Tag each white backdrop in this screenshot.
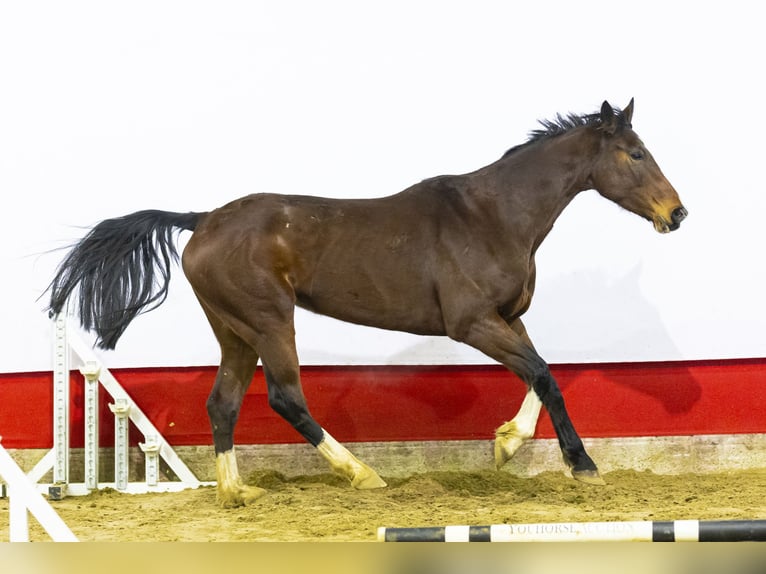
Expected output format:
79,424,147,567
1,1,764,373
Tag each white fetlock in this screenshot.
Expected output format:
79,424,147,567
215,449,267,508
494,389,542,469
316,429,387,489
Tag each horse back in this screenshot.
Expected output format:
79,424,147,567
183,182,532,335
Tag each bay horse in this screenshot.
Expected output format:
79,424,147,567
46,99,687,507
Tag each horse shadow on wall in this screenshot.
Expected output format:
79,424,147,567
522,263,702,414
377,263,702,421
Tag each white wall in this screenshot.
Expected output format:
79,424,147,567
1,1,764,372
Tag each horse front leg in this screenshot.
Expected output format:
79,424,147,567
494,387,542,469
494,319,542,468
461,313,604,485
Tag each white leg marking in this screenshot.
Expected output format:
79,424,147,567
316,429,387,489
215,449,267,508
494,388,543,469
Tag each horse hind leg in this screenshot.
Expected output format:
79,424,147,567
203,320,268,507
259,331,386,490
209,370,269,507
214,451,267,509
316,429,387,489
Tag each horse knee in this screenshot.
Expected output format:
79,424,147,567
526,364,550,394
529,367,563,409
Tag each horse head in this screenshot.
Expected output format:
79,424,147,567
589,99,687,233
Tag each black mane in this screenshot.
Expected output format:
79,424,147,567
502,106,628,158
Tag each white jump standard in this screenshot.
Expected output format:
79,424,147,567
0,437,78,542
378,519,766,542
36,315,210,497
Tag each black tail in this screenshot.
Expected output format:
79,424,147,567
46,209,204,350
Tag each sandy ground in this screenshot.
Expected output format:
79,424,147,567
3,468,766,542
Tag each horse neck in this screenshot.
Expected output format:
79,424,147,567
478,128,600,248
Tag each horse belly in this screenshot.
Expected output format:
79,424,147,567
294,266,445,336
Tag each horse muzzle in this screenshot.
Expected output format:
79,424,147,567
654,206,688,233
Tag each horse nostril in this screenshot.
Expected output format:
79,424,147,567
671,207,688,224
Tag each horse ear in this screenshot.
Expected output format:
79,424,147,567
600,100,617,135
623,98,634,126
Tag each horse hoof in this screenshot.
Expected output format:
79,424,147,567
572,468,606,486
494,435,523,470
217,485,268,508
352,469,387,490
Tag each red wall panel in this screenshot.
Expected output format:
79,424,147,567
0,359,764,449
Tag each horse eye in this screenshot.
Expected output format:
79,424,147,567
630,150,645,161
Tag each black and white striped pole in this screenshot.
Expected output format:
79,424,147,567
378,520,766,542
